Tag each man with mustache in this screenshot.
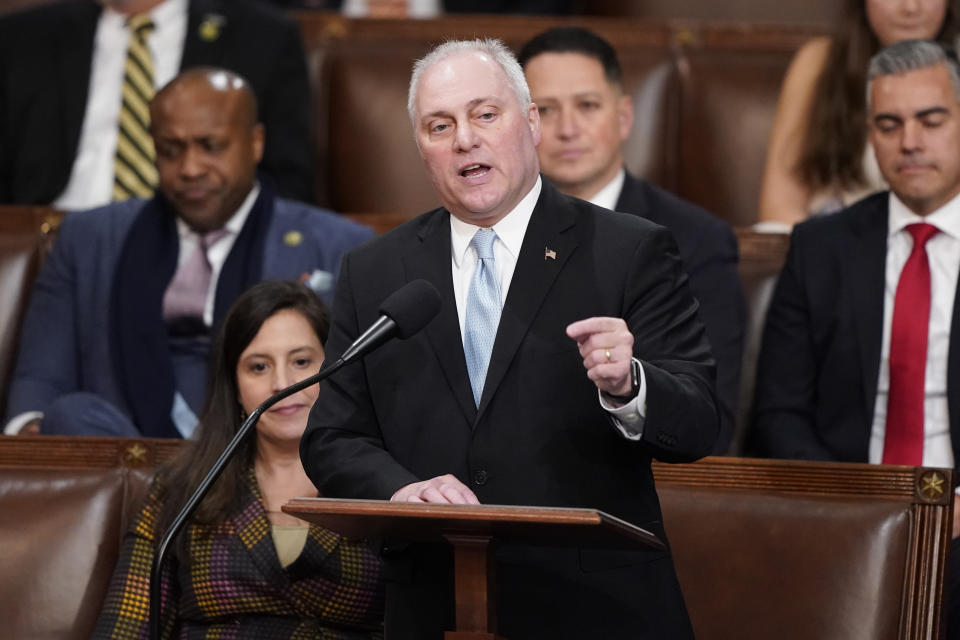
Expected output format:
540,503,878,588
754,39,960,633
4,68,371,438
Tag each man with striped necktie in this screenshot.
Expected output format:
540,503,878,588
0,0,314,206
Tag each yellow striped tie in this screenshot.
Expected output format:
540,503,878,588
113,15,158,201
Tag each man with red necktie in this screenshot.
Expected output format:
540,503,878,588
754,39,960,634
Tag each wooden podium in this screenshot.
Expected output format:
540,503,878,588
283,498,664,640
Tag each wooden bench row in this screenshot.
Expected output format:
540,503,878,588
0,434,949,639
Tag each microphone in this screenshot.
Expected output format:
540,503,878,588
340,278,441,363
149,279,441,639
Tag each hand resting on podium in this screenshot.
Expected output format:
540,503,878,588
391,473,481,504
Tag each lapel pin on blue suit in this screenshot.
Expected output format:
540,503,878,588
283,230,303,247
544,247,557,260
198,14,225,42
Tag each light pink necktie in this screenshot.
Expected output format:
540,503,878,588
162,230,228,321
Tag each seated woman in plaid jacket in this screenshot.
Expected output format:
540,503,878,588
95,280,384,639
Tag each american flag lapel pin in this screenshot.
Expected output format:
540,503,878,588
544,247,557,260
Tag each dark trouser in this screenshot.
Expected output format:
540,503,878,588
947,538,960,639
41,392,139,436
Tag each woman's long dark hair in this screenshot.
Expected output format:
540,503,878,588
156,279,330,553
798,0,959,190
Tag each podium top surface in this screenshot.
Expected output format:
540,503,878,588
283,497,665,551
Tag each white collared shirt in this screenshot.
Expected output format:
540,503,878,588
172,183,260,327
341,0,441,17
450,178,541,336
586,168,626,212
449,176,646,438
870,191,960,467
583,169,646,436
54,0,187,210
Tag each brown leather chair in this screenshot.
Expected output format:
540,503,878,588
0,206,61,419
674,44,795,227
0,436,178,640
654,456,953,640
730,229,790,454
582,0,842,26
296,14,822,227
0,436,950,639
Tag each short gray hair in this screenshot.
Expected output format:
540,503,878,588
407,38,531,128
867,39,960,109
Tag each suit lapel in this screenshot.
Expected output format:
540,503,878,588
476,182,578,420
615,171,656,222
948,267,960,465
851,199,889,431
232,470,292,591
59,5,100,164
181,0,227,69
403,210,478,425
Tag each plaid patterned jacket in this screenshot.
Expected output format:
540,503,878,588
93,468,384,639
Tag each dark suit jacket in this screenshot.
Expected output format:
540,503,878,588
753,191,960,464
301,180,719,639
5,193,372,426
615,171,745,453
0,0,313,204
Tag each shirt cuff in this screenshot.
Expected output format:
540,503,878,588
4,411,44,435
598,358,648,440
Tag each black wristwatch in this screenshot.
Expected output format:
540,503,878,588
605,357,641,403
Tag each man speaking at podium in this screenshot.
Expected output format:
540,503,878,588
301,38,719,639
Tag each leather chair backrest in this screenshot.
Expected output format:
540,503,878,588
674,46,794,227
653,457,953,640
619,50,678,190
0,467,127,640
325,40,439,216
730,230,790,454
299,14,820,226
661,487,908,639
582,0,843,25
0,436,176,640
0,207,57,418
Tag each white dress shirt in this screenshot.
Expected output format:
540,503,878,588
586,168,626,212
449,176,647,439
171,183,260,327
54,0,187,210
341,0,441,17
869,191,960,467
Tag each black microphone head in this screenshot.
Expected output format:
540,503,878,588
379,279,442,339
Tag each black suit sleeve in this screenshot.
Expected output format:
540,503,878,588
245,14,313,202
300,252,420,500
185,1,315,202
678,223,744,454
752,225,836,460
627,225,721,463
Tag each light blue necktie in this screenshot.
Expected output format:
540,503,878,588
464,228,502,406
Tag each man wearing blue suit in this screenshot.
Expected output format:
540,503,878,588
4,68,372,438
519,27,745,453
